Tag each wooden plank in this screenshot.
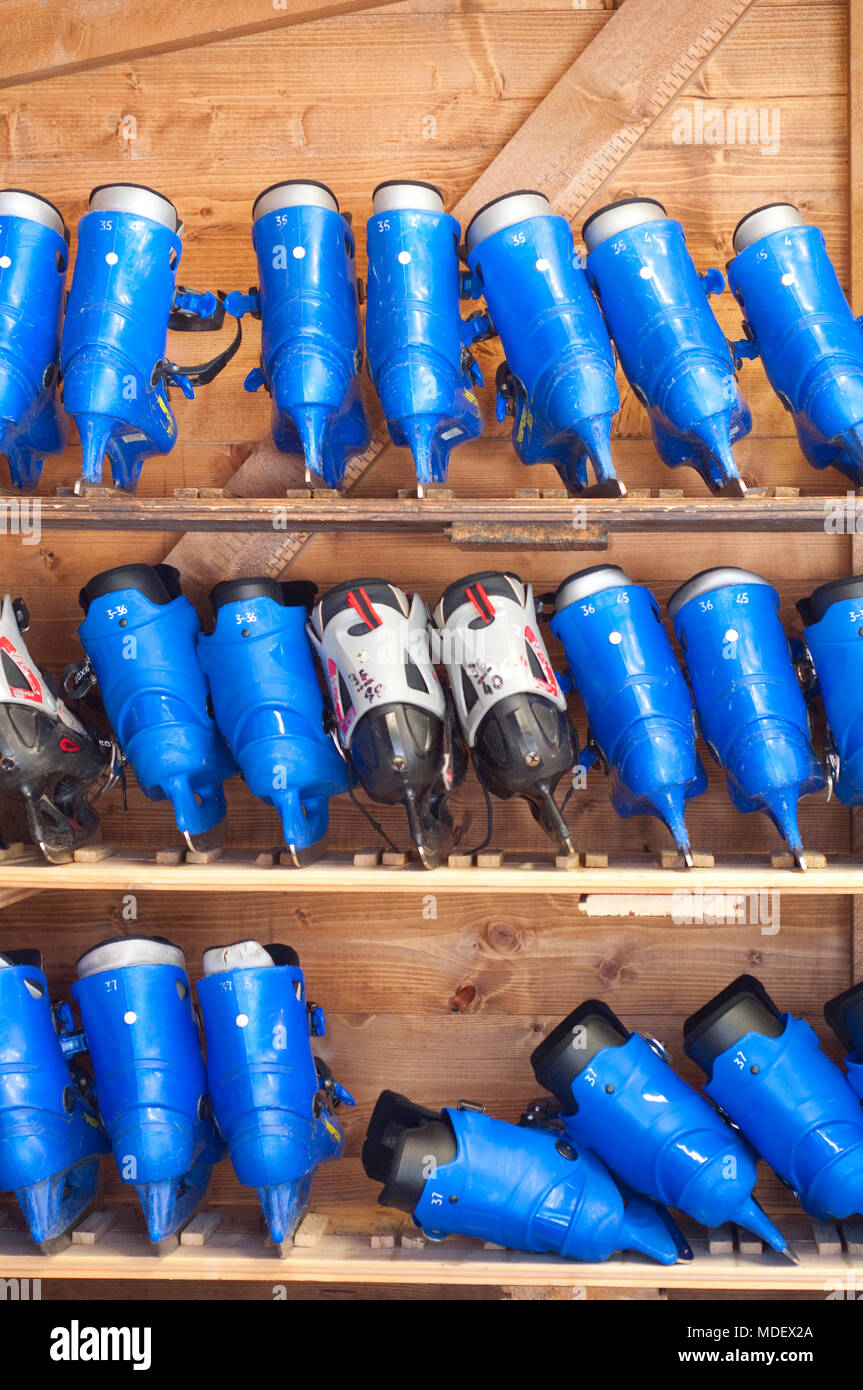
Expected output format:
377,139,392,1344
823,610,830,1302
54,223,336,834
811,1220,843,1257
850,14,863,984
707,1226,734,1256
850,0,863,302
841,1220,863,1257
0,888,847,1022
294,1212,330,1247
0,0,405,90
26,493,863,535
0,888,41,912
180,1212,221,1248
0,849,860,896
0,1216,852,1288
450,0,760,228
71,1210,118,1246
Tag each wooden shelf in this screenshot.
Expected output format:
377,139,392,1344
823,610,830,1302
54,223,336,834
0,847,860,898
0,1215,854,1290
23,492,855,536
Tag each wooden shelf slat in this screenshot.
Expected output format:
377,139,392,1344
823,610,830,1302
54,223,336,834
22,493,860,534
1,849,862,897
0,1218,853,1290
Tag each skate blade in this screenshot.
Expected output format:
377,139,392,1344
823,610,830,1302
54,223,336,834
183,819,228,854
283,834,328,868
37,1182,104,1256
38,841,75,866
149,1195,212,1258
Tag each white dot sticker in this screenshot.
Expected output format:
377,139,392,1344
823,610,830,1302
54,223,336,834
123,1010,137,1025
639,265,654,279
105,251,119,265
398,250,411,265
724,628,739,642
292,246,305,259
236,1013,249,1028
0,256,10,269
781,272,794,286
609,631,623,645
535,258,550,272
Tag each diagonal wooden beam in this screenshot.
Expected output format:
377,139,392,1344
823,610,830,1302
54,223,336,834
165,0,760,597
451,0,759,227
0,0,404,90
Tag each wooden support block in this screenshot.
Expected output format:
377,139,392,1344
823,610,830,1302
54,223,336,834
736,1231,763,1257
450,520,608,551
770,851,827,869
583,852,609,869
293,1211,329,1248
483,1241,506,1251
72,844,114,864
72,1210,117,1246
185,848,223,865
400,1229,426,1251
382,851,410,867
284,487,341,500
180,1212,221,1247
253,849,280,867
0,843,24,862
707,1226,734,1256
515,488,541,499
540,488,568,499
772,486,800,498
476,851,503,869
503,1285,592,1301
746,486,768,499
423,486,455,499
660,850,685,869
628,488,652,498
447,852,474,869
353,848,382,868
841,1220,863,1256
198,488,228,498
370,1229,397,1250
658,488,685,498
265,1232,293,1255
73,480,123,498
155,846,185,865
812,1220,843,1256
173,488,200,499
660,850,715,869
555,853,581,870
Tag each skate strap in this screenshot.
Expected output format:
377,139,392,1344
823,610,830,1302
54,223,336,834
166,291,244,387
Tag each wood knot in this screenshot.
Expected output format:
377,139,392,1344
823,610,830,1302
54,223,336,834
451,982,480,1013
598,957,621,983
485,921,519,953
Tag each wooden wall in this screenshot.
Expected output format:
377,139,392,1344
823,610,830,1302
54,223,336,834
0,0,854,1298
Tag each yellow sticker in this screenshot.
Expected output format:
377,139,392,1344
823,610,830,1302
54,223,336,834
323,1117,341,1141
516,405,533,444
156,392,175,436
